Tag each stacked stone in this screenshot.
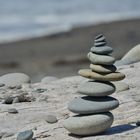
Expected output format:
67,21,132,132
63,34,125,136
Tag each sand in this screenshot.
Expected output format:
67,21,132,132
1,61,140,139
0,18,140,81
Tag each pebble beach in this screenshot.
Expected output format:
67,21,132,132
0,60,140,139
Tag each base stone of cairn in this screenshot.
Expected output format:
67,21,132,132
63,34,125,136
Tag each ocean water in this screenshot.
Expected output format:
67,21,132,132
0,0,140,43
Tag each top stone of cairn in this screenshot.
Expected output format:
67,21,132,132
90,34,113,55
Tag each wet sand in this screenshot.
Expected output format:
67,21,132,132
0,18,140,81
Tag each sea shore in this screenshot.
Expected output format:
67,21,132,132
0,18,140,81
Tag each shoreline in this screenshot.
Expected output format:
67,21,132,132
1,16,140,45
0,18,140,81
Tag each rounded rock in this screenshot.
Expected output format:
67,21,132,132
0,73,30,87
45,114,58,124
78,69,125,81
78,80,115,96
87,52,115,65
90,64,117,74
90,46,113,55
8,108,18,114
68,96,119,114
113,82,129,93
4,96,13,104
17,130,33,140
63,112,114,136
121,44,140,65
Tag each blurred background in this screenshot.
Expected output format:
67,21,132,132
0,0,140,81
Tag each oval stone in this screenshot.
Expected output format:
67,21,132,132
94,41,106,47
78,69,125,81
90,64,117,74
68,96,119,114
17,130,33,140
63,112,114,136
0,73,30,87
87,52,115,65
95,35,106,42
95,34,104,40
90,46,113,55
113,82,129,93
78,81,115,96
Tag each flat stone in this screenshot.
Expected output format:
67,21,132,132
90,46,113,55
8,108,18,114
0,73,30,87
17,130,33,140
94,41,106,47
90,64,117,74
78,69,125,81
95,36,106,43
41,76,58,84
95,34,104,40
78,81,115,96
35,88,47,93
45,114,58,124
113,82,129,93
68,96,119,114
87,52,115,65
63,112,113,136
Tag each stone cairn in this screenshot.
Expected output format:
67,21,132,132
63,34,125,136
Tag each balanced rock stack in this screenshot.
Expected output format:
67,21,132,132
63,34,125,136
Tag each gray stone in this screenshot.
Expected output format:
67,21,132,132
0,83,5,87
18,94,26,102
0,73,30,87
45,114,58,124
90,46,113,55
95,36,105,42
121,44,140,65
8,108,18,114
87,52,115,65
8,85,22,89
113,82,129,93
35,88,47,93
4,96,13,104
115,44,140,66
90,64,116,73
41,76,58,84
68,96,119,114
78,81,115,96
12,97,19,103
17,130,33,140
94,41,106,47
95,34,104,40
63,112,114,136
